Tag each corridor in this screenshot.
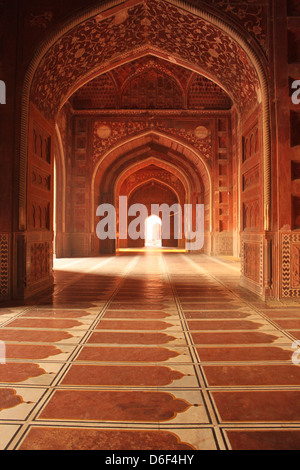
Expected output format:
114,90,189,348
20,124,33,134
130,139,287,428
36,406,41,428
1,253,300,450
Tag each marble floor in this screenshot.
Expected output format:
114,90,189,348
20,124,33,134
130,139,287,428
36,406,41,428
1,252,300,450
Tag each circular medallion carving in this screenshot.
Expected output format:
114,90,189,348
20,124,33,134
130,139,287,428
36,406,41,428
194,126,209,139
96,125,112,139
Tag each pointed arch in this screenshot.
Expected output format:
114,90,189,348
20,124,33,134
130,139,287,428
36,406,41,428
18,0,271,232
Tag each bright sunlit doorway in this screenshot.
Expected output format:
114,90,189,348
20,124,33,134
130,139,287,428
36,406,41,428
145,215,162,248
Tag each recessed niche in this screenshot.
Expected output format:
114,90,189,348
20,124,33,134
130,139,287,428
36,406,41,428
292,196,300,229
219,136,228,148
288,30,300,63
287,0,300,17
219,220,228,232
219,152,228,160
292,161,300,180
76,119,87,133
290,111,300,147
219,192,229,204
219,164,228,176
218,119,227,132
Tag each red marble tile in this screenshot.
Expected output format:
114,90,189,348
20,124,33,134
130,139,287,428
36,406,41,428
19,427,195,450
261,310,300,318
104,310,171,319
118,288,169,293
7,318,83,329
50,302,96,309
274,320,300,329
187,320,263,330
5,344,62,360
39,390,191,422
226,430,300,450
181,304,240,310
94,320,173,331
190,331,279,344
109,303,167,310
185,312,250,319
179,295,232,300
212,391,300,422
23,310,91,318
176,288,223,292
0,363,46,383
196,346,292,362
76,346,180,362
288,331,300,339
0,388,25,411
0,329,73,343
114,295,167,300
62,365,184,386
87,331,176,345
203,365,300,386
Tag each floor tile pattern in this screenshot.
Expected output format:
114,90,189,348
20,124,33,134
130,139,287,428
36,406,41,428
0,253,300,450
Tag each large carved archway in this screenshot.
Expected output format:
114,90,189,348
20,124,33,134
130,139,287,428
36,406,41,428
91,129,211,254
16,0,273,299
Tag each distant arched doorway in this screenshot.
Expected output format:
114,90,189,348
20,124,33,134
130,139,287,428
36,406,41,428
127,180,180,249
145,215,162,248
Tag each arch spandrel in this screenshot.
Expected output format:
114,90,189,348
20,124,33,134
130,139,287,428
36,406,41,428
29,0,262,121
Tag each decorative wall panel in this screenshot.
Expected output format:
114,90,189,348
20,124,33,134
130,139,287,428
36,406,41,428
121,69,183,109
241,114,262,235
241,234,263,294
93,119,213,165
213,117,232,238
243,124,260,162
243,165,260,191
188,75,232,109
281,233,300,297
243,199,260,230
0,234,9,300
28,110,53,233
72,73,117,109
24,105,55,296
29,242,51,284
214,233,233,255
